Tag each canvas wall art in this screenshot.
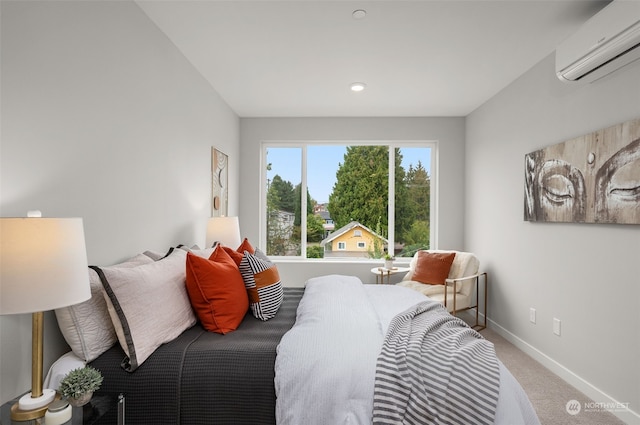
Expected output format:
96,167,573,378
524,117,640,224
212,147,228,217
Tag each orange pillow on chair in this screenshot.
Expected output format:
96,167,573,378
185,248,249,334
412,251,456,285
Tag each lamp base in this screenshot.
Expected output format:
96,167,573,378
11,389,58,421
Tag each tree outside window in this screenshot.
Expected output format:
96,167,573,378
264,143,433,259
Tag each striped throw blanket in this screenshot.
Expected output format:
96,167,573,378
373,301,500,425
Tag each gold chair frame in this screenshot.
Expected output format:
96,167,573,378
443,272,488,331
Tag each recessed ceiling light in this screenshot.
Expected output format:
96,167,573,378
352,9,367,20
350,82,366,92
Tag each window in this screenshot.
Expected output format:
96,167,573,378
263,142,434,260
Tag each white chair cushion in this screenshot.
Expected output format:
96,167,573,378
428,291,472,312
396,280,455,297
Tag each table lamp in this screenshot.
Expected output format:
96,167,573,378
0,215,91,421
206,216,241,248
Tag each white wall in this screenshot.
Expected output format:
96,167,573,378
239,117,465,286
0,1,239,403
466,54,640,423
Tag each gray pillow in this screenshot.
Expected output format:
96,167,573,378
55,254,154,362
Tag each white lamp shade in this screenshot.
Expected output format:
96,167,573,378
206,216,241,248
0,218,91,315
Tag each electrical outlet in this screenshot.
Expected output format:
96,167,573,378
553,318,561,336
529,308,536,324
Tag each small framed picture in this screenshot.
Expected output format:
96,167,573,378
212,147,228,217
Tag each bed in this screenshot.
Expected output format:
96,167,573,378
276,275,540,425
50,246,539,425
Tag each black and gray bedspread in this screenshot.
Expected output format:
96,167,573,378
373,300,501,425
89,287,304,425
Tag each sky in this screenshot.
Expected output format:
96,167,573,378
267,145,431,204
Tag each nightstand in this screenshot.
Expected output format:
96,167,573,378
0,393,124,425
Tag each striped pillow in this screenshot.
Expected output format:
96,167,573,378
239,250,284,321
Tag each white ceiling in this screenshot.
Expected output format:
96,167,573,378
135,0,608,117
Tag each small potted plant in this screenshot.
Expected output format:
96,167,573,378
58,366,103,407
384,253,395,270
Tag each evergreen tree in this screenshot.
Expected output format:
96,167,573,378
269,175,295,212
405,161,430,222
328,146,408,239
393,149,411,245
400,160,430,252
306,213,325,243
266,174,296,255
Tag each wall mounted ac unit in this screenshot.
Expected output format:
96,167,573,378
556,0,640,83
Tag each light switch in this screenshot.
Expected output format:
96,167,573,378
553,318,561,336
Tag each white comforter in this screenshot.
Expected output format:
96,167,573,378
275,275,540,425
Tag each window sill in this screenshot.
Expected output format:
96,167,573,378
270,257,411,267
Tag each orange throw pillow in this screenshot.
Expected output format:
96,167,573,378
185,248,249,334
221,238,255,267
412,251,456,285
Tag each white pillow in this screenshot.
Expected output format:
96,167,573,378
96,249,196,371
178,245,216,258
145,246,214,260
55,254,154,362
142,250,167,261
43,351,86,390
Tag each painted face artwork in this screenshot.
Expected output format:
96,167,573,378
524,117,640,224
527,157,586,222
594,138,640,223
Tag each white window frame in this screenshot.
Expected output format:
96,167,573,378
357,241,366,249
260,140,438,260
337,241,347,250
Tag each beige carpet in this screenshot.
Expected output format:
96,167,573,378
480,327,626,425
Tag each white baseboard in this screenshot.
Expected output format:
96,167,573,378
487,317,640,425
